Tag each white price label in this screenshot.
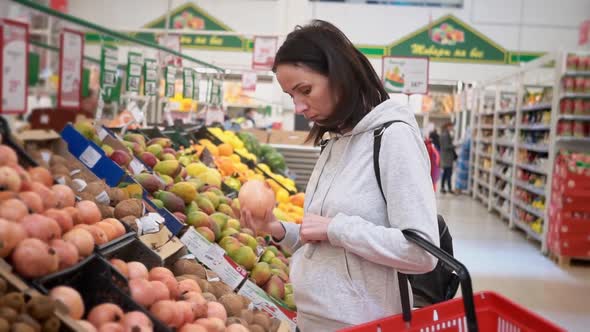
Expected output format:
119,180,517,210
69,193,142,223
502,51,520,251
72,179,87,192
138,215,160,234
205,245,227,264
95,191,110,205
180,254,196,260
41,151,51,164
40,114,50,124
129,159,145,175
142,212,165,225
56,177,66,185
98,128,109,140
70,169,81,176
79,146,102,168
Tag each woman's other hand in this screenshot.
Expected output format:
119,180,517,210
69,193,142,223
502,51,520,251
300,214,332,243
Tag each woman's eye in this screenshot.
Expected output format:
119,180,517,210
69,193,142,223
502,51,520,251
302,88,311,95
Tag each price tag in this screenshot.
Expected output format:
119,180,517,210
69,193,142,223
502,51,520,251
79,146,101,168
180,254,196,260
138,215,160,235
129,159,145,175
70,169,81,176
41,151,51,164
205,245,227,264
40,114,49,124
56,177,66,185
98,127,109,140
95,191,110,205
71,179,87,192
142,212,165,225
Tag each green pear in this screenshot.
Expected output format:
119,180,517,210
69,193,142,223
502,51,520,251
203,191,220,209
260,250,276,264
229,246,257,270
195,195,215,215
210,212,230,230
251,262,271,287
236,233,258,251
225,218,241,231
271,268,289,283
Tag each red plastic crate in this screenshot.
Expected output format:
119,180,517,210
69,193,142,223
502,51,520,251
551,190,590,213
549,237,590,257
339,292,565,332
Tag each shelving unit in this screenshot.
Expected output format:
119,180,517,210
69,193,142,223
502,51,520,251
469,51,590,254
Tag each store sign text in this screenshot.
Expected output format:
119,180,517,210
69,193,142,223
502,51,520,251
410,44,485,59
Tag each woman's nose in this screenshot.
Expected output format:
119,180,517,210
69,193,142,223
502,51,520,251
294,100,308,114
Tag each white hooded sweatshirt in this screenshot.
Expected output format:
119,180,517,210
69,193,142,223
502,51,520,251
276,99,439,331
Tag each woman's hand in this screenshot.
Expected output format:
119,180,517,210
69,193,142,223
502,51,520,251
240,207,285,240
300,214,332,243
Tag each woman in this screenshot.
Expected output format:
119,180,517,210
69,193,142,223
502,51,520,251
439,123,456,194
241,20,438,331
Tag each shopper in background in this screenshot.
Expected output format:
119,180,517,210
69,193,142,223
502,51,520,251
425,137,441,191
429,127,441,152
240,20,438,332
239,108,257,129
440,122,456,194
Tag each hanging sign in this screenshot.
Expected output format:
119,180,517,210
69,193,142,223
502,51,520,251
208,78,223,106
158,34,182,67
164,66,176,98
126,52,142,93
1,19,28,114
143,58,158,96
241,71,257,93
252,36,278,70
382,56,429,95
183,68,194,99
57,28,83,109
100,44,118,102
193,72,200,101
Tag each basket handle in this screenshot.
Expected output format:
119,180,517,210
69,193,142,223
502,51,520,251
399,229,478,332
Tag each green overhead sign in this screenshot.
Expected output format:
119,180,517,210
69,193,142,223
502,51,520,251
85,4,542,65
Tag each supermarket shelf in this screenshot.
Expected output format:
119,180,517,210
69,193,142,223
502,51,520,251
480,124,494,130
496,157,514,165
561,92,590,99
479,138,493,144
521,103,552,112
495,140,514,147
497,108,516,115
493,171,511,183
519,123,551,131
475,190,489,202
516,163,547,175
477,151,492,159
514,179,546,196
556,136,590,144
480,112,495,116
496,125,515,130
492,186,511,200
559,114,590,121
475,178,489,188
563,70,590,76
494,206,511,220
477,167,491,174
513,199,545,219
518,143,549,153
512,218,543,242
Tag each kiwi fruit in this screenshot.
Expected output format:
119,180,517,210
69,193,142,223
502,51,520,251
25,296,55,321
248,324,265,332
97,204,115,219
0,307,17,323
0,317,8,332
201,292,217,302
0,293,25,312
196,279,209,293
226,317,248,327
49,164,70,178
241,295,251,309
208,281,233,299
172,259,207,279
114,199,143,219
15,314,40,332
240,309,254,325
0,278,6,296
252,312,271,331
41,316,60,332
219,294,244,317
10,322,35,332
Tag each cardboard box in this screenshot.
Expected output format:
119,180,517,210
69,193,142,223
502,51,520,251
180,228,248,290
268,130,312,146
242,128,271,144
238,279,297,331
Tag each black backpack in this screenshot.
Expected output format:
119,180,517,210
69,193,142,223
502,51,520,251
372,121,459,307
319,120,459,307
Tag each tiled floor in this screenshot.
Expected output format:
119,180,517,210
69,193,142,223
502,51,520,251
437,194,590,332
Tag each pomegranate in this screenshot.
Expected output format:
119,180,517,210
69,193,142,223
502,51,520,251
63,228,95,257
87,303,125,327
95,221,117,241
0,166,22,192
44,208,74,233
155,275,179,300
109,258,129,278
10,164,33,191
129,278,156,307
0,198,28,221
127,261,149,280
150,280,170,302
178,279,201,294
76,200,102,224
21,213,62,242
195,318,225,332
150,300,178,327
50,239,80,269
28,166,54,187
30,182,59,210
122,311,153,332
63,206,81,225
12,238,59,278
238,180,276,221
148,267,174,281
49,286,85,319
102,218,126,238
206,302,227,322
180,292,207,319
176,301,195,326
52,184,76,208
0,191,16,202
179,324,208,332
0,218,26,257
0,144,18,166
18,191,44,213
98,322,124,332
76,224,108,245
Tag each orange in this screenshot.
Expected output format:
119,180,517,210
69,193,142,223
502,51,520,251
218,143,234,157
289,193,305,208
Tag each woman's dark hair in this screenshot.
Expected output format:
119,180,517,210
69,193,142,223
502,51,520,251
272,20,389,145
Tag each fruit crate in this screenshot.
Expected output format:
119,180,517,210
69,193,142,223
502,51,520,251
34,254,172,332
99,233,163,270
0,116,39,168
237,279,297,331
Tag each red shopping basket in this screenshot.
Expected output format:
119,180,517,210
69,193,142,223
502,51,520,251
340,291,565,332
339,228,565,332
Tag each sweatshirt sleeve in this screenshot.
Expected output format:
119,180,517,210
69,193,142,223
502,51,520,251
326,123,439,274
273,221,303,253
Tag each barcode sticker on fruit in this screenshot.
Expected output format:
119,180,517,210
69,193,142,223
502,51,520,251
95,191,110,205
56,177,66,185
79,146,102,168
70,169,81,176
40,114,49,124
98,127,109,140
129,159,145,175
72,179,87,192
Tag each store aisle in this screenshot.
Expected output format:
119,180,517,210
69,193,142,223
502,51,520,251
437,194,590,332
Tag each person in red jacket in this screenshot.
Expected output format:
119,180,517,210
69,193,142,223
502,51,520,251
425,137,441,191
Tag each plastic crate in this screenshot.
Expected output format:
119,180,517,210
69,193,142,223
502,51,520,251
340,291,565,332
99,233,163,270
34,254,171,332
